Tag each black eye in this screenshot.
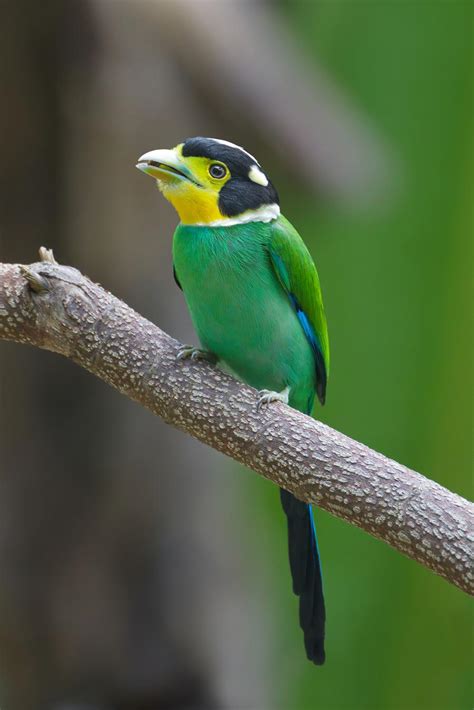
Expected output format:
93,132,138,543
209,163,227,179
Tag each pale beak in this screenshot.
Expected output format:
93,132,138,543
136,148,196,184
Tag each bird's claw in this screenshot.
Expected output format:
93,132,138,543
176,346,216,363
256,387,290,412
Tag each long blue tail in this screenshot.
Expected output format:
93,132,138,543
280,488,326,665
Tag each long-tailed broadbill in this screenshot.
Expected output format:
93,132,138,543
137,137,329,665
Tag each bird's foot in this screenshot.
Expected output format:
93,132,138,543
257,386,290,412
176,345,217,363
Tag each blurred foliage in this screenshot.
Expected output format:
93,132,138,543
239,2,473,709
0,0,472,708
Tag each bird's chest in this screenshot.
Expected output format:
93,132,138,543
173,225,278,333
172,224,303,388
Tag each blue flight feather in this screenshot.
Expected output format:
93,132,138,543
308,504,324,582
290,293,327,406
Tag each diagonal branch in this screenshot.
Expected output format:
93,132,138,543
0,250,472,595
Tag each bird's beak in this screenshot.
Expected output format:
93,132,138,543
136,148,195,184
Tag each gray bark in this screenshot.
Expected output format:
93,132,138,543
1,253,472,597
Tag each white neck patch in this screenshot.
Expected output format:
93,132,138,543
194,203,280,228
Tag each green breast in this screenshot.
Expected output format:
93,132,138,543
172,220,315,412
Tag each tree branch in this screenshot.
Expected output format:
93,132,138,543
1,251,472,595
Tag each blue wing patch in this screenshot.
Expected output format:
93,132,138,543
270,251,291,290
269,248,327,406
290,293,327,406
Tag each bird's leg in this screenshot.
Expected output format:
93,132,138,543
176,345,217,363
257,385,290,412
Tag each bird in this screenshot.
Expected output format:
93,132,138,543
137,137,329,665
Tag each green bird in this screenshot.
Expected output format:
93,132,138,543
137,137,329,665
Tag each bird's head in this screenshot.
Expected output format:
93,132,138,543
137,137,279,226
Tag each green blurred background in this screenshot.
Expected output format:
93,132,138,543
248,2,473,709
0,1,472,709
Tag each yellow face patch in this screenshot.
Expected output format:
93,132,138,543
158,144,232,224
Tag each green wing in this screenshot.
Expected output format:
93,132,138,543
268,215,329,405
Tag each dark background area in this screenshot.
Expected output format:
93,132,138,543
0,1,472,709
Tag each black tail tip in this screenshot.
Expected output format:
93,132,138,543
306,638,326,666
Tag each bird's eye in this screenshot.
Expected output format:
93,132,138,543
209,163,227,179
